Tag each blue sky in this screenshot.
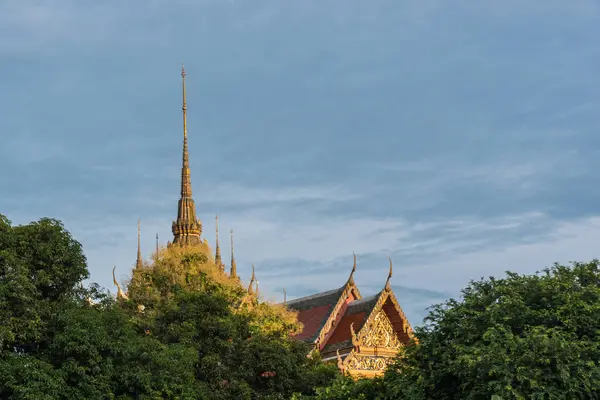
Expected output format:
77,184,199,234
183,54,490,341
1,0,599,325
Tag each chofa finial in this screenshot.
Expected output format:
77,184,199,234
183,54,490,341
248,264,256,294
385,257,393,291
336,349,346,373
112,266,129,300
348,252,357,283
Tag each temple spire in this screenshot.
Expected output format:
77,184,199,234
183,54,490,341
171,65,202,246
181,64,190,198
215,215,223,270
230,229,237,279
135,220,143,269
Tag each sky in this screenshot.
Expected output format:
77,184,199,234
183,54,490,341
1,0,599,325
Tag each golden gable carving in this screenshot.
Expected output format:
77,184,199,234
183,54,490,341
362,310,401,349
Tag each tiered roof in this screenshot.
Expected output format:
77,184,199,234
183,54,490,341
286,257,415,377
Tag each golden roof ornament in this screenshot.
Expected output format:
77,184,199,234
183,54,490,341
248,264,256,294
336,349,346,373
171,65,203,246
345,252,357,285
230,229,237,279
350,322,361,350
385,257,393,292
112,266,129,300
283,288,286,304
215,215,223,270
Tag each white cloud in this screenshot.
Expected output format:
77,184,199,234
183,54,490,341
398,216,600,295
75,179,599,315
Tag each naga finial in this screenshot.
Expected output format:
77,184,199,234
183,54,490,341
336,349,345,373
350,322,361,349
348,252,357,283
112,266,129,300
248,264,256,294
385,257,393,291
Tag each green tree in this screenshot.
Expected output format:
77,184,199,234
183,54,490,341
125,244,338,399
1,214,338,399
384,260,600,400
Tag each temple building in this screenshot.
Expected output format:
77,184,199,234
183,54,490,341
115,67,414,378
285,255,414,378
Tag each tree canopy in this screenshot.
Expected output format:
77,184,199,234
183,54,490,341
309,260,600,400
0,215,338,399
3,213,599,399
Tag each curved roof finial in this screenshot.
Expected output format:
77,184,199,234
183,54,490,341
347,252,357,283
336,349,345,373
385,257,393,291
112,266,129,300
248,264,256,294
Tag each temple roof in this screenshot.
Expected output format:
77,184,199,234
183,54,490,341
322,293,381,354
286,286,347,342
286,287,346,311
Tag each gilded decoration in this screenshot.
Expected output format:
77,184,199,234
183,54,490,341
362,310,401,349
346,354,396,372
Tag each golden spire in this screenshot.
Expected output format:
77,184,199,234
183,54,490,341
385,257,393,291
283,288,286,304
230,229,237,279
215,215,223,270
172,65,202,246
135,220,143,269
248,264,256,294
255,280,259,298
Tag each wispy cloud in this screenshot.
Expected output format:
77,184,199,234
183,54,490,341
1,0,599,325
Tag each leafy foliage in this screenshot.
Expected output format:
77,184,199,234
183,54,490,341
0,215,337,399
383,260,600,400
